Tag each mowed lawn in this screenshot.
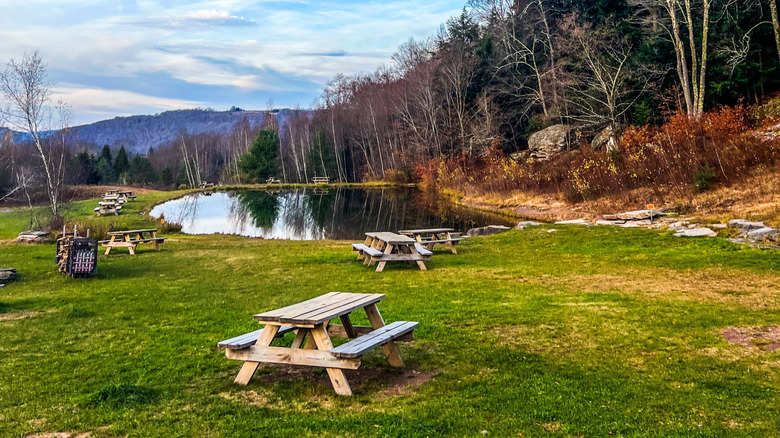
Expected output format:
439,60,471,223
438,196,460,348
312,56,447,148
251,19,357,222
1,194,779,437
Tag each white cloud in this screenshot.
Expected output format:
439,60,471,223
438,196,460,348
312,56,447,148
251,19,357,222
51,85,202,118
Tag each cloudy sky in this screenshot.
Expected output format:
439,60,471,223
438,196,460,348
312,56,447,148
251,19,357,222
0,0,464,125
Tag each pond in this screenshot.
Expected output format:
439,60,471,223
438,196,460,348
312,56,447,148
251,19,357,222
149,188,516,240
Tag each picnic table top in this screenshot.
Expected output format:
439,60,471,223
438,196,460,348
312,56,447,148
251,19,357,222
254,292,385,326
365,232,416,245
108,229,158,235
117,190,134,195
399,228,455,235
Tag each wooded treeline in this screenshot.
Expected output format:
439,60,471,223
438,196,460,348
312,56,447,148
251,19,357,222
278,0,780,182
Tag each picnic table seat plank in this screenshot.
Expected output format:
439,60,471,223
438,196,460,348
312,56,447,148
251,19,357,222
352,243,384,258
330,321,419,358
413,243,433,257
218,326,295,350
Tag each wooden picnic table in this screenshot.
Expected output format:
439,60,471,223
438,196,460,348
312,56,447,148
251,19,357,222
94,203,121,216
399,228,464,254
219,292,419,396
354,232,431,272
312,176,330,184
99,229,166,255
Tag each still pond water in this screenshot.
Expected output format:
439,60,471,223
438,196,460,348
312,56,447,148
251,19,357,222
149,188,515,240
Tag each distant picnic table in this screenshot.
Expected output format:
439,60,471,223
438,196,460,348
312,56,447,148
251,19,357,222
99,229,166,255
219,292,419,396
94,202,121,216
399,228,464,254
352,232,432,272
312,176,330,184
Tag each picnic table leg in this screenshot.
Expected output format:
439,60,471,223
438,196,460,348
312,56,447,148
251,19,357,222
364,304,405,368
234,324,280,385
309,325,352,396
445,232,458,254
152,231,161,251
376,243,394,273
105,235,116,255
291,329,308,349
125,235,136,256
339,314,358,338
409,245,428,271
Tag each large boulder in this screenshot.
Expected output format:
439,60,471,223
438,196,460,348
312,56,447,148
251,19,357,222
728,219,766,231
591,126,620,153
747,227,779,241
528,124,575,160
467,225,511,237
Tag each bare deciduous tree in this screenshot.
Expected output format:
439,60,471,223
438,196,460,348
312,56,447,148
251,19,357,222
0,51,68,223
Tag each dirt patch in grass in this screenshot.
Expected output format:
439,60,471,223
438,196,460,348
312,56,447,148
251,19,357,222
258,364,436,397
24,433,90,438
0,311,39,321
530,269,780,310
722,326,780,352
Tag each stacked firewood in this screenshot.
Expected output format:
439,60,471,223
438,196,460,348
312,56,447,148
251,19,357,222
56,227,98,278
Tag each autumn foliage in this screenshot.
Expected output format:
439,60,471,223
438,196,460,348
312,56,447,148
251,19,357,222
423,105,780,202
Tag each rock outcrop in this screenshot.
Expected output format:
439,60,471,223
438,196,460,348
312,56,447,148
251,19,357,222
591,126,620,153
528,124,575,160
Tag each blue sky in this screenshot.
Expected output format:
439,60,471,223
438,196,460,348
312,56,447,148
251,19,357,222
0,0,464,125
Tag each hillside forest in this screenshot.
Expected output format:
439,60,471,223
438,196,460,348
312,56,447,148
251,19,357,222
3,0,780,212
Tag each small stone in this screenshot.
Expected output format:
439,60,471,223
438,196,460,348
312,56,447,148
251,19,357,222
711,224,727,230
547,229,558,233
674,228,717,238
467,225,511,237
596,220,622,226
555,219,591,226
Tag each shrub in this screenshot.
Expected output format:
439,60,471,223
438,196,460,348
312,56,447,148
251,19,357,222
694,164,717,191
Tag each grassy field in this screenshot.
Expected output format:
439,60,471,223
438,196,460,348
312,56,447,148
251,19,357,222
1,193,779,437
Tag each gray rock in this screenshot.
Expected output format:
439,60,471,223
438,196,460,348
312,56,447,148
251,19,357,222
528,124,576,159
728,219,766,231
467,225,511,237
747,227,779,241
515,221,542,230
591,125,621,152
547,229,558,233
711,224,728,230
674,228,717,238
555,219,591,226
596,220,622,226
616,210,665,221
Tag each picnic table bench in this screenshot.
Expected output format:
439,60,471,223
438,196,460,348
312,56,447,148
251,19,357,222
312,176,330,184
94,203,121,216
266,177,282,185
99,229,166,255
219,292,418,396
399,228,464,254
117,190,137,201
352,232,431,272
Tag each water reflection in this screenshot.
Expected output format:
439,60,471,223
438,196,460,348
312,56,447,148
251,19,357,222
150,188,515,240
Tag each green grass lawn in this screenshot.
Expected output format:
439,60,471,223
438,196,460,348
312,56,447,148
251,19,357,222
1,194,779,437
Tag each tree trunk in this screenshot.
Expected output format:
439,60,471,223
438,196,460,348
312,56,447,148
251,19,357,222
770,0,780,62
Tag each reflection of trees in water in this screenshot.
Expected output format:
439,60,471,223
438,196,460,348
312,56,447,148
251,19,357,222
235,191,279,229
159,188,515,240
157,192,201,225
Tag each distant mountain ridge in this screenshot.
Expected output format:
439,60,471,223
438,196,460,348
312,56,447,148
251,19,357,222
3,109,299,155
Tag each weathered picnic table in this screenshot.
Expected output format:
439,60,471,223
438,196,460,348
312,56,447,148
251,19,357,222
117,190,137,201
312,176,330,184
219,292,419,396
352,232,432,272
99,229,166,255
94,203,121,216
399,228,464,254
